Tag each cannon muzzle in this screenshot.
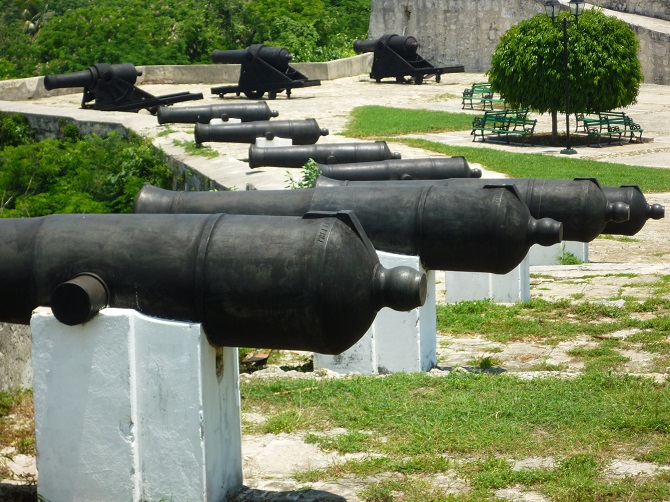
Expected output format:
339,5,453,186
315,157,481,181
44,63,140,90
313,177,629,242
195,119,329,145
157,102,279,124
0,211,425,354
212,45,293,71
249,141,402,168
601,185,665,235
135,184,563,274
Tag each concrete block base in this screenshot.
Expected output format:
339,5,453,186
444,257,530,304
255,136,293,147
314,252,436,374
31,308,242,502
528,241,589,266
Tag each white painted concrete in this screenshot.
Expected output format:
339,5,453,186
444,257,531,304
254,136,293,147
314,251,437,374
528,241,589,266
31,308,243,502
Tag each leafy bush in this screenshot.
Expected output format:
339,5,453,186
0,0,369,78
0,113,173,216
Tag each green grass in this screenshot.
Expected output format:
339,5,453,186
242,372,670,500
172,139,219,158
340,106,670,192
343,106,475,137
435,298,670,344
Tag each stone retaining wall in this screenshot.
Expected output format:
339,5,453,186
590,0,670,22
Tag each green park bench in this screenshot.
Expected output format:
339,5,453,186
461,82,506,110
471,108,536,145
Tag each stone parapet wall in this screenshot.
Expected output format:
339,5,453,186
590,0,670,22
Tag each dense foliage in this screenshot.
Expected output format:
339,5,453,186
488,10,643,125
0,0,370,79
0,113,173,216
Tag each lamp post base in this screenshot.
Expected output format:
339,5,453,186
560,147,577,155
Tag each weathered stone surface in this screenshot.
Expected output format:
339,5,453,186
0,324,32,391
591,0,670,22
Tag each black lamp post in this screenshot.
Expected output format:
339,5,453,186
544,0,584,155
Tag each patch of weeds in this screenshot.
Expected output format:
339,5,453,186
566,343,630,372
529,361,568,372
570,293,585,300
636,445,670,464
285,159,319,189
172,139,219,158
530,273,554,279
305,430,372,454
261,410,307,434
468,356,502,369
157,125,176,137
558,252,584,265
649,355,670,373
597,234,639,243
358,477,453,502
479,346,503,354
0,389,35,457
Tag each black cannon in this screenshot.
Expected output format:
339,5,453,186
0,211,425,354
157,102,279,124
210,45,321,99
43,63,203,114
312,177,630,242
195,119,329,145
601,185,665,235
249,141,401,168
354,34,465,84
310,157,481,180
134,184,563,274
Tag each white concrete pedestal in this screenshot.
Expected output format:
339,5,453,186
444,256,531,304
254,136,293,147
528,241,589,266
314,252,436,374
31,308,243,502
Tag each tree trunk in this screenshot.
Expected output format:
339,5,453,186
551,110,559,144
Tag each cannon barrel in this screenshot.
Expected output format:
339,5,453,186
601,185,665,235
157,102,279,124
313,177,630,242
135,184,563,274
354,34,419,56
0,212,425,354
249,141,402,168
315,157,481,181
212,45,292,71
195,119,329,145
44,63,140,90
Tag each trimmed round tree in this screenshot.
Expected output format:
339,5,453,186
487,9,643,142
